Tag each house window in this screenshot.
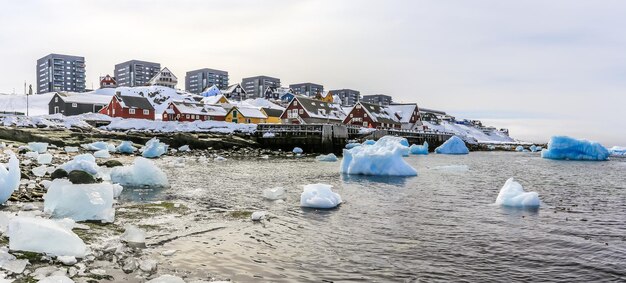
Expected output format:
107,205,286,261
364,114,368,118
186,114,190,119
299,109,303,115
143,109,149,115
363,122,368,127
72,103,77,108
294,101,298,106
163,113,167,118
112,109,116,115
233,110,238,117
129,109,136,114
350,114,353,118
55,97,58,103
246,118,251,123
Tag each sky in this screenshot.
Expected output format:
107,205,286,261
0,0,624,146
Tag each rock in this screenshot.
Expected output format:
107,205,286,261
139,259,158,273
67,170,96,184
50,169,69,180
100,160,123,168
18,148,29,154
122,258,137,274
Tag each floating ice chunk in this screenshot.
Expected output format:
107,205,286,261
362,140,375,145
38,153,53,164
110,157,169,187
410,142,429,155
435,136,469,155
177,145,190,152
300,183,342,209
93,150,110,159
121,225,146,244
82,141,115,152
60,154,99,175
345,143,361,149
64,147,79,153
262,132,275,138
44,179,116,223
341,136,416,176
263,187,285,200
529,145,538,152
0,151,20,204
7,216,87,257
32,165,49,177
515,146,524,152
116,141,137,154
541,136,609,161
495,178,540,208
28,142,48,153
39,275,75,283
147,275,185,283
141,138,168,158
251,211,267,221
292,147,303,154
214,156,227,162
609,146,626,156
315,153,338,162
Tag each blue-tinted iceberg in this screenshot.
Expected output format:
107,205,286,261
345,143,361,149
316,153,338,162
292,147,303,154
141,138,168,158
541,136,609,161
529,145,538,152
435,136,469,155
410,141,429,155
341,136,416,176
300,183,342,209
116,141,137,154
495,178,540,208
44,179,117,223
515,146,524,152
82,141,116,152
0,151,20,204
110,157,169,187
609,146,626,156
362,139,375,145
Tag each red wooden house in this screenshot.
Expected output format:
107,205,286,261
99,93,155,120
343,101,401,129
162,101,226,122
280,95,346,124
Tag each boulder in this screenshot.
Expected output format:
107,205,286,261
68,170,96,184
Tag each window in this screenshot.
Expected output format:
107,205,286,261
363,122,368,127
186,114,190,119
294,101,298,106
112,109,116,115
246,118,251,123
232,110,238,117
55,97,58,103
364,114,368,118
143,109,149,115
72,103,77,108
163,113,167,118
299,109,303,115
350,114,353,118
129,109,136,114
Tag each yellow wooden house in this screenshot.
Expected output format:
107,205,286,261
314,91,335,103
225,106,268,124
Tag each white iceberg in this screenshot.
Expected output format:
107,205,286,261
141,138,168,158
214,156,227,162
341,136,417,176
300,183,342,209
315,153,338,162
541,136,609,161
7,216,87,257
44,179,116,223
37,153,53,164
81,141,115,152
409,142,428,155
262,132,275,138
0,151,20,204
110,157,169,187
177,145,190,152
495,178,540,208
435,136,469,155
263,187,285,200
116,141,137,154
93,150,110,159
292,147,303,154
25,151,39,159
60,154,99,175
609,146,626,156
28,142,48,153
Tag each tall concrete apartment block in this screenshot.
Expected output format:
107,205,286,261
329,89,360,106
242,76,281,98
290,83,324,97
114,60,160,87
362,94,393,106
36,54,86,93
185,68,229,94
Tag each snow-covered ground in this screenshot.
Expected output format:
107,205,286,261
0,92,58,116
423,121,517,144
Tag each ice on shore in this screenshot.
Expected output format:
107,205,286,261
541,136,609,161
110,157,169,187
214,156,227,162
44,179,116,223
28,142,48,153
7,216,87,257
37,153,53,164
121,225,146,244
316,153,338,162
32,165,49,177
146,275,185,283
435,136,469,155
300,183,342,209
609,146,626,156
39,275,74,283
64,146,79,153
410,142,429,155
263,187,286,200
82,141,116,152
178,145,190,152
529,145,538,152
251,211,267,221
292,147,303,154
341,136,417,176
93,150,111,159
0,151,20,204
116,141,137,154
60,154,99,175
141,138,168,158
495,178,540,208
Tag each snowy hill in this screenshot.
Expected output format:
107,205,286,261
423,121,516,144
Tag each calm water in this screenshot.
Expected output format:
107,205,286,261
152,152,626,282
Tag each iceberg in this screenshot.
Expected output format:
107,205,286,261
541,136,609,161
609,146,626,156
44,179,116,223
409,142,429,155
362,139,376,145
7,216,87,257
32,165,49,177
28,142,48,153
263,187,285,200
300,183,342,209
515,145,524,152
93,150,111,159
0,151,20,204
116,141,137,154
341,136,416,176
495,178,540,208
141,138,168,158
262,132,275,138
292,147,303,154
435,136,469,155
345,142,361,149
315,153,338,162
529,145,538,152
37,153,53,164
60,154,99,175
82,141,116,152
110,157,169,187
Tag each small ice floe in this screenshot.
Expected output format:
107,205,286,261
292,147,303,154
93,149,111,159
56,255,77,266
44,179,117,223
8,216,87,257
263,187,286,200
541,136,609,161
609,146,626,156
410,142,429,155
315,153,338,162
300,183,342,209
259,155,269,159
146,274,185,283
487,145,496,150
515,145,524,152
251,211,267,221
64,146,79,153
82,141,116,152
116,141,137,154
110,157,169,187
0,151,20,204
435,136,469,155
121,225,146,246
262,132,275,138
140,138,168,158
25,151,39,160
214,156,227,162
28,142,49,153
60,154,100,175
495,178,540,208
178,145,190,152
341,136,416,176
37,153,53,164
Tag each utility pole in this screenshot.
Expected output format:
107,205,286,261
27,84,32,116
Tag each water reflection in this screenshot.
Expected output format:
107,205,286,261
340,173,411,187
119,185,169,202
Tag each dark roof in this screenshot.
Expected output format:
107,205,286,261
262,108,284,117
116,94,154,110
359,102,400,125
295,96,345,121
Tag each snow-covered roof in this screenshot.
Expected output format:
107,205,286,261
171,101,227,116
56,92,112,105
242,98,285,111
295,96,346,121
221,83,245,94
387,103,418,123
116,94,154,110
358,102,399,125
202,94,228,105
231,106,267,119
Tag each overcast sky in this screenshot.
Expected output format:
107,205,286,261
0,0,624,145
